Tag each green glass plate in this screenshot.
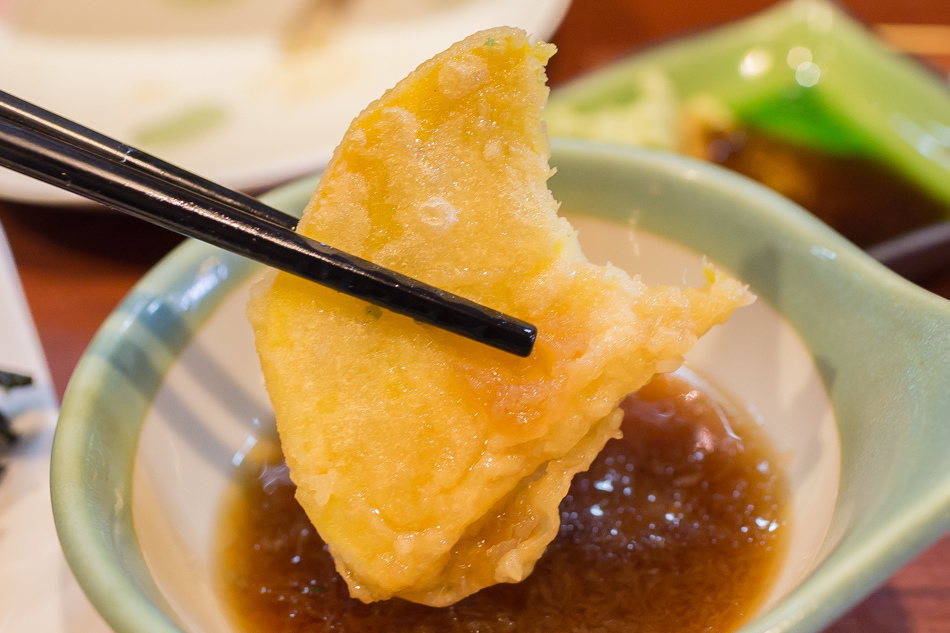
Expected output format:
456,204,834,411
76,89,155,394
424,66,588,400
547,0,950,211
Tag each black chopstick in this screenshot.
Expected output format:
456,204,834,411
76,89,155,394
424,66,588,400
0,90,297,232
867,220,950,282
0,91,536,357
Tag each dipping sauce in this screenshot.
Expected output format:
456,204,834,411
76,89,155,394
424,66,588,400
217,372,789,633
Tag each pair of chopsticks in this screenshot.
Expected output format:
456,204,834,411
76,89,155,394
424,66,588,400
0,90,536,357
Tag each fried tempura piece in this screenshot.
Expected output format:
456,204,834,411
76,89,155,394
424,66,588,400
247,27,752,606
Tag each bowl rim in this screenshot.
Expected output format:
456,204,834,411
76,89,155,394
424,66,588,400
50,139,950,633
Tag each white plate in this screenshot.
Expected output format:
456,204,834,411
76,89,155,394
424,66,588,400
0,0,570,205
0,222,112,632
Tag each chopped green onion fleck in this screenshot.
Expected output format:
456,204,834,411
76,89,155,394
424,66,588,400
134,102,228,148
366,305,383,321
485,37,496,47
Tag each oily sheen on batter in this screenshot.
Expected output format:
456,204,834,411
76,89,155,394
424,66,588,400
247,27,751,607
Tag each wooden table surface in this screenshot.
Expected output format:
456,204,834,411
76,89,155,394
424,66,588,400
1,1,949,631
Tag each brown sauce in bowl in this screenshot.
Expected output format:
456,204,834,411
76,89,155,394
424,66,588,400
217,372,790,633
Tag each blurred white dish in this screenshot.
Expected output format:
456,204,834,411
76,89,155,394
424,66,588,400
0,222,110,632
0,0,570,205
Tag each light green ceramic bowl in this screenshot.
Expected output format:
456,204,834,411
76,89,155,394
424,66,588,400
51,140,950,633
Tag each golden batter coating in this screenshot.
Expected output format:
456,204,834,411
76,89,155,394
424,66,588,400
248,27,751,606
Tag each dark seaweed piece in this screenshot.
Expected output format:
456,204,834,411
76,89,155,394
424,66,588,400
1,410,16,444
0,369,33,391
1,409,15,483
0,412,17,444
1,369,33,478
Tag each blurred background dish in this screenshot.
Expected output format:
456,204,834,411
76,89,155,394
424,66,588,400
546,0,950,251
0,0,571,205
0,222,105,632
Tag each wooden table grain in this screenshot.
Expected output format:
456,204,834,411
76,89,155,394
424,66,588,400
1,1,948,631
